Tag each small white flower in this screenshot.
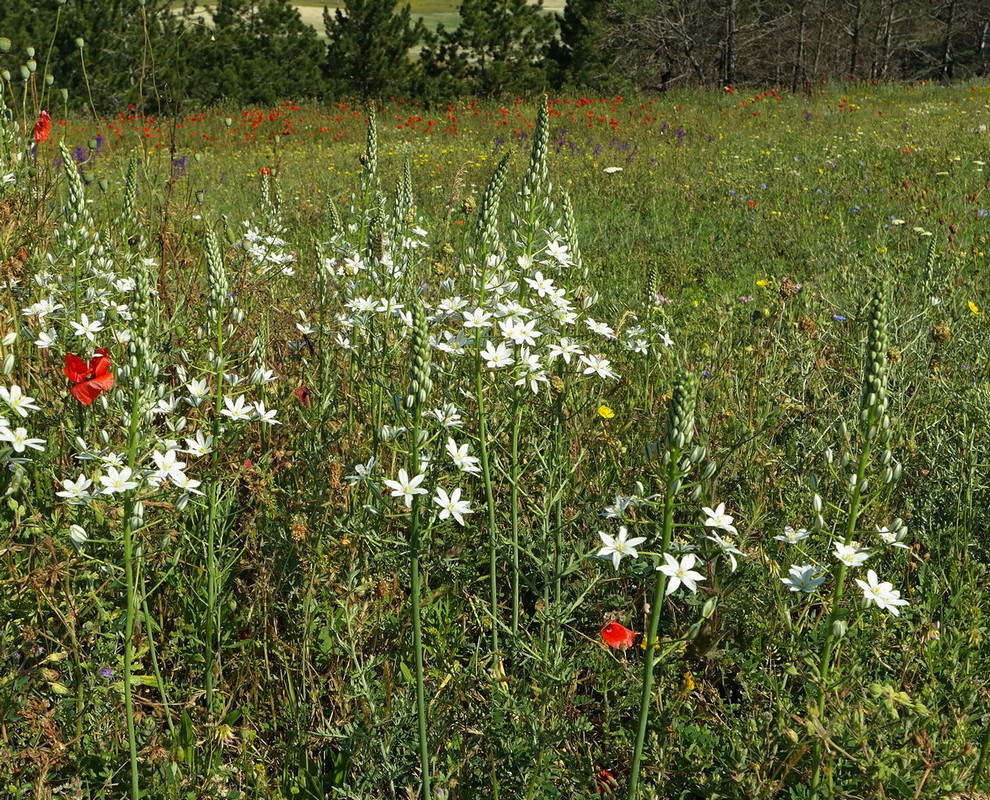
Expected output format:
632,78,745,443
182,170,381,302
855,569,909,615
56,474,94,505
481,341,515,369
596,526,648,570
99,466,140,495
781,564,827,593
705,532,744,572
446,438,481,475
150,450,187,485
462,308,494,329
0,426,46,453
603,166,623,174
182,431,214,457
382,469,428,508
657,552,705,595
877,525,910,550
0,385,41,418
547,338,583,364
34,330,56,349
832,541,871,567
253,401,280,425
70,313,104,341
579,354,618,380
173,472,204,496
220,395,253,421
345,457,377,485
702,503,738,535
434,487,473,526
186,378,210,407
775,525,811,544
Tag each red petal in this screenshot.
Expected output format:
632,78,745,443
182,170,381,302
64,353,90,384
601,622,636,649
89,349,112,377
70,373,113,405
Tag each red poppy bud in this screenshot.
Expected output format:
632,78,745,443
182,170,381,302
595,767,617,794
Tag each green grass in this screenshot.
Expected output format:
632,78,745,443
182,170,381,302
1,80,990,799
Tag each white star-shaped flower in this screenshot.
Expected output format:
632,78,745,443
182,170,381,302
596,526,648,571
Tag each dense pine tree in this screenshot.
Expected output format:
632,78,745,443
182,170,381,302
550,0,619,90
323,0,427,99
180,0,325,106
419,0,557,98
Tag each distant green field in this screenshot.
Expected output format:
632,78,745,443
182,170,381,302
293,0,461,10
180,2,563,37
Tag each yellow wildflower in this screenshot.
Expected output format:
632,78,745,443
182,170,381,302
597,405,615,419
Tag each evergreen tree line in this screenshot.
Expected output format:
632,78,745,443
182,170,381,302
0,0,988,113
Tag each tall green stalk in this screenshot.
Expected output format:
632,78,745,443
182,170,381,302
406,298,433,799
809,290,890,798
119,255,158,799
121,389,143,800
627,372,697,800
509,391,523,633
472,153,510,656
203,226,229,716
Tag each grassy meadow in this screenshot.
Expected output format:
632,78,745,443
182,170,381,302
1,78,990,800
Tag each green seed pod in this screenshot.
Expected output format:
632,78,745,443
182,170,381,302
664,371,697,452
26,47,35,58
405,298,432,411
75,38,85,50
0,38,11,53
26,59,37,73
475,152,510,254
44,74,53,86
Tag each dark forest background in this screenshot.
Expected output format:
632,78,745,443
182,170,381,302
1,0,988,111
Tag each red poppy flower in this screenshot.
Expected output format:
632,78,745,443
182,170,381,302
33,110,51,144
600,622,636,650
64,349,114,405
294,385,311,406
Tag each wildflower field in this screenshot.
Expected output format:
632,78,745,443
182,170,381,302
2,77,990,800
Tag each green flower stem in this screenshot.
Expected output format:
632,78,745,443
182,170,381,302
408,411,431,799
627,448,681,800
809,439,873,798
122,383,143,799
474,344,499,656
139,551,175,739
510,390,523,634
204,286,227,717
